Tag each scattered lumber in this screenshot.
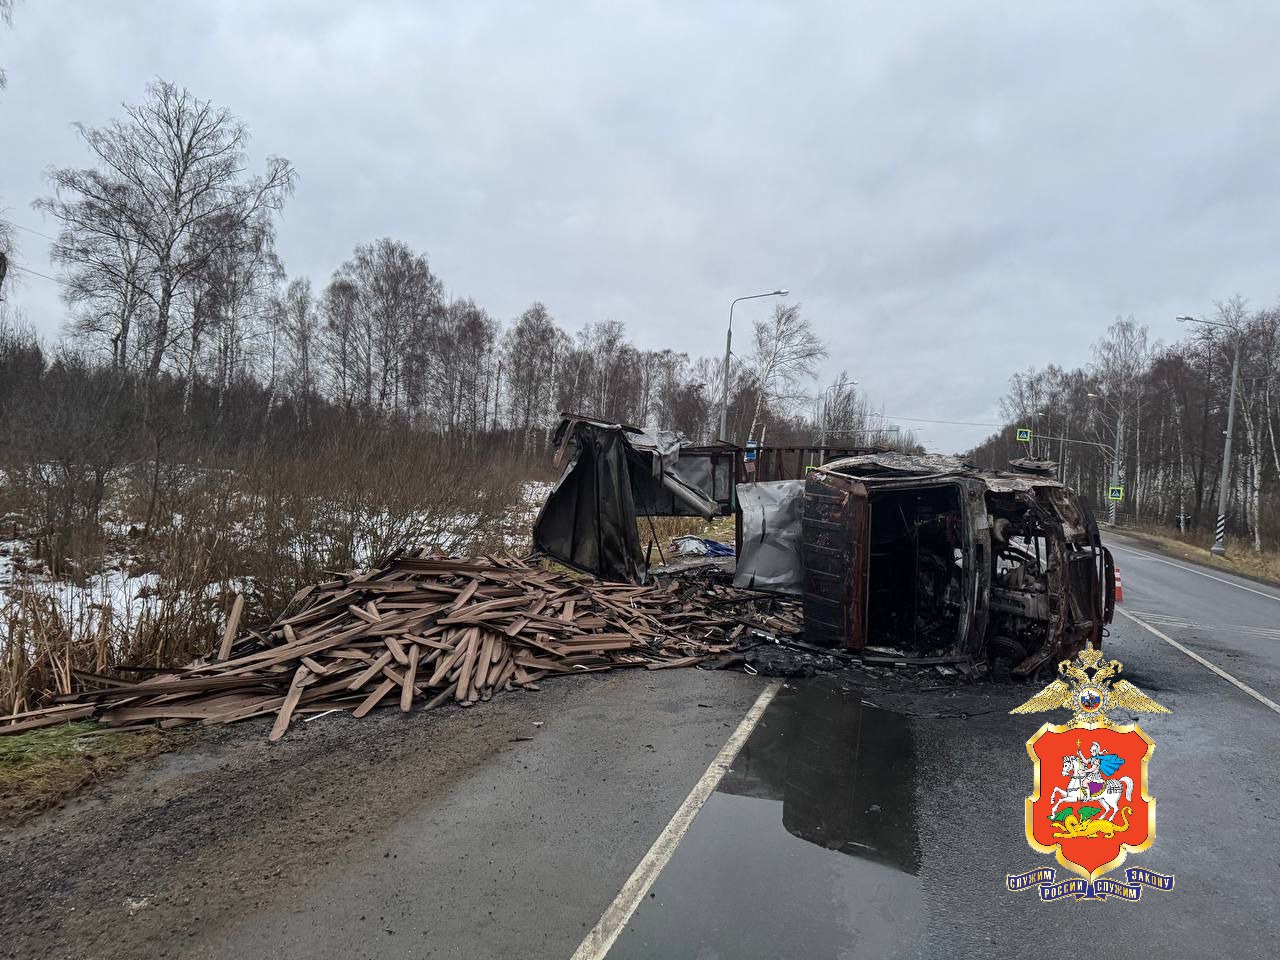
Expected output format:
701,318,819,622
2,553,795,740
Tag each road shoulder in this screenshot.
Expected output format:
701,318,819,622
0,668,764,960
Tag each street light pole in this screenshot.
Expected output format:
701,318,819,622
719,289,788,443
1177,314,1241,556
1087,392,1124,524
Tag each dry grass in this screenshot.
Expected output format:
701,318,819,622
1,433,531,717
0,721,169,823
1116,524,1280,587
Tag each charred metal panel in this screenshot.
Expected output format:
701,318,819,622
801,470,869,651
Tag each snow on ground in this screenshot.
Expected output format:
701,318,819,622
0,479,556,644
0,536,163,642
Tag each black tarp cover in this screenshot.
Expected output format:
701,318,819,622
531,416,721,582
533,423,644,582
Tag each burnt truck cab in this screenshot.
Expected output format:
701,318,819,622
801,454,1114,676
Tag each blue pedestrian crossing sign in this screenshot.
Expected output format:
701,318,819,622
1108,485,1125,502
1016,427,1032,442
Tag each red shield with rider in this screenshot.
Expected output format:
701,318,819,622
1025,723,1154,880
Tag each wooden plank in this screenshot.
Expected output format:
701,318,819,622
646,656,705,670
0,707,96,733
449,578,481,610
352,679,396,718
348,651,394,690
472,632,497,692
384,635,410,666
455,630,480,701
269,665,312,741
218,593,245,661
400,645,420,712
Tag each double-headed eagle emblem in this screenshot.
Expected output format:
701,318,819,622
1012,645,1170,726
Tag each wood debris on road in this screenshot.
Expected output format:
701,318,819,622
2,553,798,740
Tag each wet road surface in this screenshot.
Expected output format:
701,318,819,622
8,533,1279,959
606,687,925,959
593,531,1280,960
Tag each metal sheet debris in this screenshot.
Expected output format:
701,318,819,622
734,480,805,595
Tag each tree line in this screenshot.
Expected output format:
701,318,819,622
0,78,924,582
0,79,851,454
969,305,1280,552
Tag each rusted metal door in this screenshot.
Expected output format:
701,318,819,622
801,470,870,650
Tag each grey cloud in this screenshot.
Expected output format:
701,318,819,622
3,0,1279,451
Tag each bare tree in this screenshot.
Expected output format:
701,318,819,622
40,80,295,387
321,278,360,409
279,276,320,423
502,303,566,449
0,0,15,91
330,239,443,414
0,218,12,303
743,303,827,444
0,1,16,299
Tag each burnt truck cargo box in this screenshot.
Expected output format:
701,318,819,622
800,454,1113,676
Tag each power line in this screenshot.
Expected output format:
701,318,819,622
881,414,1004,428
6,261,59,283
9,221,57,242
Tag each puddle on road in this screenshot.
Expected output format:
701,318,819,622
607,683,925,960
719,682,920,871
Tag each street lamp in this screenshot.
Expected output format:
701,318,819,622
1087,392,1124,525
719,288,788,442
1177,313,1242,556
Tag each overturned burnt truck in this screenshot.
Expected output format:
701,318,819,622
531,416,1113,677
798,454,1115,676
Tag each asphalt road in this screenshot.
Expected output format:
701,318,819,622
599,530,1280,959
7,530,1279,959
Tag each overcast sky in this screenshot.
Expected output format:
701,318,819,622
3,1,1279,451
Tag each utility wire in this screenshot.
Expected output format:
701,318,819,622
881,415,1004,428
6,261,59,283
9,221,57,242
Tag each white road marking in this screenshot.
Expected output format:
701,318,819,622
1117,608,1280,717
1126,611,1280,641
1108,542,1280,603
569,681,782,960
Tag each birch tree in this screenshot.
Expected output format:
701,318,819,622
41,80,295,387
744,303,827,444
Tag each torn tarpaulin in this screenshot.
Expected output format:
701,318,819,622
532,415,720,582
672,536,735,557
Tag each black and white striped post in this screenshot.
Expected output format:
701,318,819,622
1179,315,1241,557
1211,347,1240,556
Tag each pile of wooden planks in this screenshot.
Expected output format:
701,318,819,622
2,553,789,740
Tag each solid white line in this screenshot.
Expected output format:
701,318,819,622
1116,608,1280,717
569,681,782,960
1108,542,1280,603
